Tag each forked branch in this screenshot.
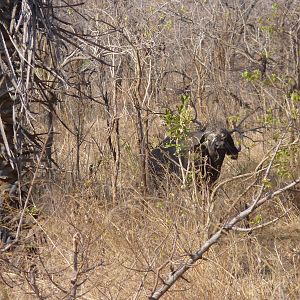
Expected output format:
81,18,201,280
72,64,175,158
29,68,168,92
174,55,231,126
149,176,300,299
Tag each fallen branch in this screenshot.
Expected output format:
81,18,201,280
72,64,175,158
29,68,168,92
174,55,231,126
232,208,292,232
149,177,300,299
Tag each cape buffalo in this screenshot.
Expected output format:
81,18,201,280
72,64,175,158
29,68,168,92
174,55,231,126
149,128,241,188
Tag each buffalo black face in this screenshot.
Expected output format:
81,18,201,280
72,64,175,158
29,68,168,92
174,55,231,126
206,129,240,160
220,129,240,159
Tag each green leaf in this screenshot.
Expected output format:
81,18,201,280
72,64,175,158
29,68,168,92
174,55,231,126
291,91,300,102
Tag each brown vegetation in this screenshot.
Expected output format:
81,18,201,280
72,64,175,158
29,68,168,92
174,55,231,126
0,0,300,299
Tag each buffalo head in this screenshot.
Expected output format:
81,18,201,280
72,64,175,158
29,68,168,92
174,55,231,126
192,128,241,185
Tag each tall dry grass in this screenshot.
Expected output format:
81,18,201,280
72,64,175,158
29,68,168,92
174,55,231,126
1,1,300,299
1,130,299,299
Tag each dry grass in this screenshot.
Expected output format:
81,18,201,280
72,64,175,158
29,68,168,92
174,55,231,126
1,106,299,299
1,158,299,299
1,1,300,299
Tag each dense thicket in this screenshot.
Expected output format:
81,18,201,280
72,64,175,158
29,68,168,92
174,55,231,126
0,1,299,299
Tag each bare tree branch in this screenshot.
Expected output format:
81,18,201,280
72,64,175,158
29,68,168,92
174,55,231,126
149,176,300,299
